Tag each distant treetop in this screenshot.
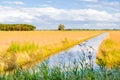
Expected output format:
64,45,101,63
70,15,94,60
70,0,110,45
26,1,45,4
0,24,36,31
58,24,65,30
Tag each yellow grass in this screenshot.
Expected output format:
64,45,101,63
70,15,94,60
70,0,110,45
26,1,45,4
0,31,102,72
97,31,120,67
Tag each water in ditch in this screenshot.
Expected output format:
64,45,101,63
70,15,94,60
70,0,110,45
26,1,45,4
35,33,107,70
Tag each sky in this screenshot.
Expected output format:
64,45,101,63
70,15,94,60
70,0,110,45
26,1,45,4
0,0,120,29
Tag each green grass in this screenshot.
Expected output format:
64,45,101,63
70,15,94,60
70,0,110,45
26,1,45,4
0,42,40,72
1,53,120,80
7,42,39,53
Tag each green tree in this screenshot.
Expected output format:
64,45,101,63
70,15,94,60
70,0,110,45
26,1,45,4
58,24,65,30
0,24,36,31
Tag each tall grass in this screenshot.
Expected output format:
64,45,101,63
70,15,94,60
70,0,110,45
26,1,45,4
1,51,120,80
0,38,86,72
0,42,40,72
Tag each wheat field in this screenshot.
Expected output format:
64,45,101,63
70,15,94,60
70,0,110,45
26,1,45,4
0,31,102,51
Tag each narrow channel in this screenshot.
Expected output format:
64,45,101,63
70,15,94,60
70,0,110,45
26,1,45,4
40,32,107,69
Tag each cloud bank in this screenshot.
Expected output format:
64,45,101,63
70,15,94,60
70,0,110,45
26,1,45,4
0,0,120,29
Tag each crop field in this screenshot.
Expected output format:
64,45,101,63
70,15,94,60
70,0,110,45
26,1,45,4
97,31,120,67
1,31,120,80
0,31,102,72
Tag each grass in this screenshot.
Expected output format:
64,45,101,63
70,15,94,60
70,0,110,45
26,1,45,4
1,42,39,72
1,50,120,80
7,42,39,53
0,31,103,72
97,31,120,68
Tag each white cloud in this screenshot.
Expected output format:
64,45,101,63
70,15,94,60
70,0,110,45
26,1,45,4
86,1,120,12
80,0,98,2
0,6,119,29
95,23,120,28
79,23,120,29
102,1,120,7
4,1,24,5
0,6,35,22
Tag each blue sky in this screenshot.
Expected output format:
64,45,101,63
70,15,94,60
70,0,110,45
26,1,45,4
0,0,120,29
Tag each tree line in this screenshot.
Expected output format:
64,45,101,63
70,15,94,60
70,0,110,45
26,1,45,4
0,24,36,31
